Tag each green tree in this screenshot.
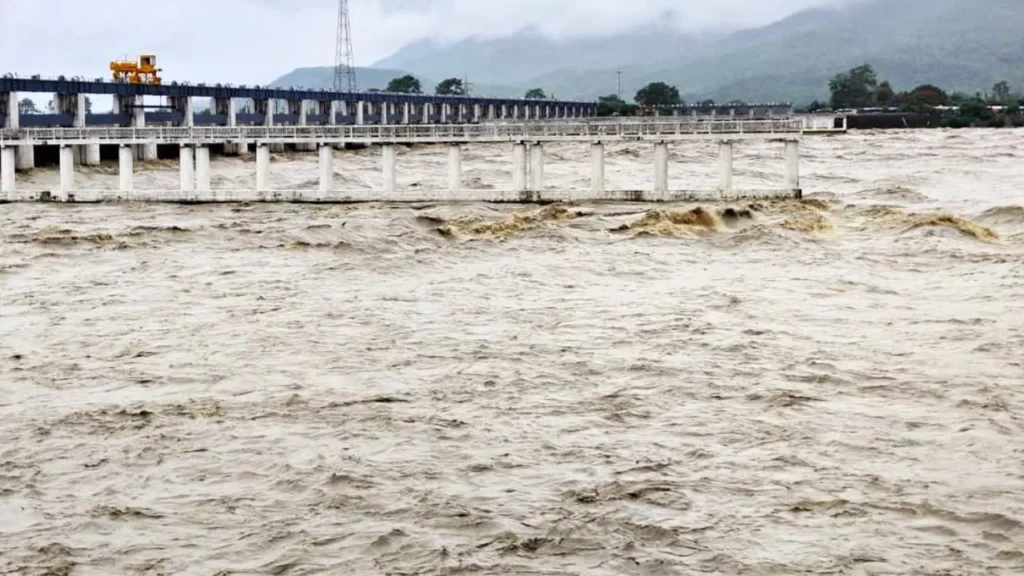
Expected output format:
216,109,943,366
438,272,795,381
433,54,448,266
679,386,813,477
959,98,992,120
18,98,38,115
634,82,681,107
876,81,895,107
597,94,629,116
828,64,878,109
386,75,422,94
901,84,949,109
525,88,547,100
84,96,93,114
992,81,1012,104
435,78,466,96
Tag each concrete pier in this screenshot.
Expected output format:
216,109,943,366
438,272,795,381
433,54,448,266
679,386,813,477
719,141,734,193
179,145,195,195
654,142,669,192
256,144,270,192
15,146,34,171
591,142,604,193
382,145,396,193
195,146,210,192
357,101,365,125
59,145,74,199
294,100,315,151
785,141,800,192
170,96,194,127
512,143,527,191
122,95,157,161
403,103,411,125
529,143,544,190
118,145,133,193
448,144,461,195
214,97,244,156
319,144,333,194
1,146,14,194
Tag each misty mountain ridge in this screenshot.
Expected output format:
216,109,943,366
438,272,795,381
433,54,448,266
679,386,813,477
271,0,1024,104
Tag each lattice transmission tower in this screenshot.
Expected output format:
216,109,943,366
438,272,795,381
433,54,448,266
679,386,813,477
333,0,357,92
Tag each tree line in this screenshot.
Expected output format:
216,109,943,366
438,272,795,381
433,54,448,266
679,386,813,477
812,64,1023,127
384,74,549,100
383,74,687,112
17,97,93,115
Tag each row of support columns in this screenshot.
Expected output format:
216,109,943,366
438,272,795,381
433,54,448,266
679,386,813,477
234,139,799,197
1,139,799,199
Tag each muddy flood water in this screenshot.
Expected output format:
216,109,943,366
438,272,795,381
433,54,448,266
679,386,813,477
1,129,1023,575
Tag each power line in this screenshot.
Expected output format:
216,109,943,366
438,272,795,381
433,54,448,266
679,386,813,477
334,0,357,92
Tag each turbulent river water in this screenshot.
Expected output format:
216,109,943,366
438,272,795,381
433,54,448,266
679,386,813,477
1,129,1023,575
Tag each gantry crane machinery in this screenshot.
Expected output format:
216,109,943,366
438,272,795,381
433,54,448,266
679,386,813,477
110,55,162,85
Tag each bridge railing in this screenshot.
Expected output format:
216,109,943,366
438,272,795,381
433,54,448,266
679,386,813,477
0,119,804,144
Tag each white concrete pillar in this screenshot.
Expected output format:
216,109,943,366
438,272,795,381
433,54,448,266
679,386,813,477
654,142,669,192
448,144,461,195
16,146,34,171
1,146,15,195
785,140,800,192
440,103,448,123
3,93,24,167
118,145,133,193
59,145,74,199
262,99,275,126
83,145,101,167
529,143,544,190
382,144,396,194
318,144,333,195
512,143,527,191
590,142,604,193
501,104,507,119
403,102,410,125
422,103,430,124
327,100,339,125
295,100,315,151
473,104,481,123
170,96,194,127
340,100,349,119
488,104,495,120
179,145,195,194
381,102,389,125
0,91,18,129
195,145,210,193
256,144,271,192
719,141,734,193
215,97,243,156
356,101,365,125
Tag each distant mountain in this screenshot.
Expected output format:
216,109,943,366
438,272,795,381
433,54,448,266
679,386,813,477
372,24,717,88
269,66,522,98
357,0,1024,103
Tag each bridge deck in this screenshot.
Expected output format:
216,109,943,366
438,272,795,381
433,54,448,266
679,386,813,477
1,120,803,145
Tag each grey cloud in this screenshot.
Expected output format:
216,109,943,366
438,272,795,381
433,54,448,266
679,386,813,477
0,0,852,85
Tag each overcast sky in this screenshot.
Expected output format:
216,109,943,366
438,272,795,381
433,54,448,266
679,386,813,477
0,0,850,85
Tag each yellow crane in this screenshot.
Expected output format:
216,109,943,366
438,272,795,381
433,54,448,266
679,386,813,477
110,55,162,85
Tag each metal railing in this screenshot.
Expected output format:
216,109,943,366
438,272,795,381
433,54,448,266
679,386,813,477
0,119,804,144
